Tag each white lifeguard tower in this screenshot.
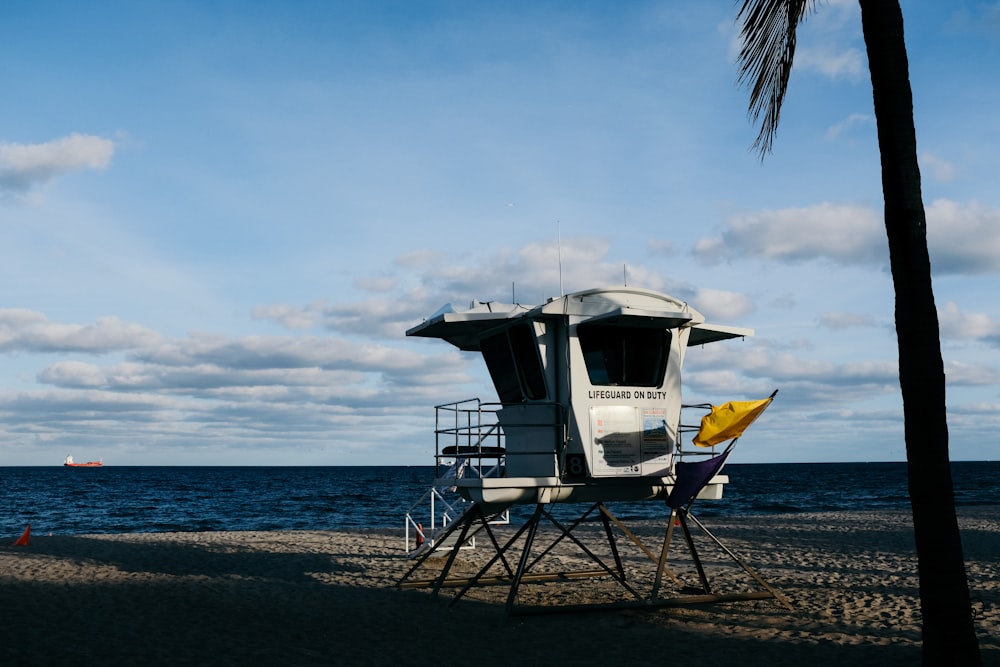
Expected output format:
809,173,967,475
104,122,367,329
400,286,788,616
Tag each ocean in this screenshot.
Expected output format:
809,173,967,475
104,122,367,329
2,462,997,537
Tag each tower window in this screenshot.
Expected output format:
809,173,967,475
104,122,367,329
578,324,669,387
481,323,547,402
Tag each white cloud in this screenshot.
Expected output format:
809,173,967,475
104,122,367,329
381,237,630,312
683,340,901,409
692,288,755,321
36,360,107,388
926,199,1000,274
920,152,956,182
694,199,1000,275
252,303,323,330
0,133,115,194
796,45,865,80
790,0,864,81
133,332,426,373
938,302,1000,341
825,113,870,140
944,360,1000,386
0,309,160,353
693,202,884,266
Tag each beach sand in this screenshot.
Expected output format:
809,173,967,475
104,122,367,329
1,507,997,666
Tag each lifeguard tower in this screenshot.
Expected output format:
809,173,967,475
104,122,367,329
400,286,787,616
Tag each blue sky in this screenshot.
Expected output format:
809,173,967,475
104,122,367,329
2,1,999,465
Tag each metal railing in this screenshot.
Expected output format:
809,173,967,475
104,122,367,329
677,402,723,458
403,485,474,556
433,398,506,479
433,398,568,478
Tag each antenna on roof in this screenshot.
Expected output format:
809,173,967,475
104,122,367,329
512,281,515,304
623,263,627,286
557,221,564,296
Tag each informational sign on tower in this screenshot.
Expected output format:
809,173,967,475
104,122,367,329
590,405,673,477
639,406,672,475
590,406,642,475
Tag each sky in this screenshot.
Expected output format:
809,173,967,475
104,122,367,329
2,0,1000,466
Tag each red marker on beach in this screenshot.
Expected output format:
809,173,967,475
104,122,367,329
13,524,30,547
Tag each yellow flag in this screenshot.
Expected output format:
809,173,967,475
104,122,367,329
692,397,773,448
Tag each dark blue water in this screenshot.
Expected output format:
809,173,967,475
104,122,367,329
1,462,997,537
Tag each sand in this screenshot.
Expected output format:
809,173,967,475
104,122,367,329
1,507,997,667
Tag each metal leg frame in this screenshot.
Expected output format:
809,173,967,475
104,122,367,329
678,508,794,611
399,500,793,616
503,502,648,617
398,503,512,596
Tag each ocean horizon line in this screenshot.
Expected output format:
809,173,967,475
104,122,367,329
5,459,994,468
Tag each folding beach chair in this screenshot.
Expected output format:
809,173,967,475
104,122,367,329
653,390,792,608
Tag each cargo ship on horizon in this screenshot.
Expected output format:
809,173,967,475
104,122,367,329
63,455,102,467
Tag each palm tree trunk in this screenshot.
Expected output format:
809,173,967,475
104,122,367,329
858,1,981,663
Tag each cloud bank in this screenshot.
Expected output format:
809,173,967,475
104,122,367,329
692,199,1000,275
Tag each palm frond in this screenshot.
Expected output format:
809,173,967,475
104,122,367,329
737,0,815,156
